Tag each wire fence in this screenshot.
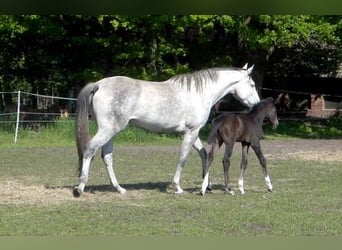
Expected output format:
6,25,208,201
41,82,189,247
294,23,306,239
1,87,341,143
0,91,77,143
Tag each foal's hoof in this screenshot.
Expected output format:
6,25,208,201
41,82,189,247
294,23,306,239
73,187,82,198
267,189,273,193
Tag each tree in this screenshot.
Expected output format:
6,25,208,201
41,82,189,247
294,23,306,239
0,15,341,102
231,15,341,87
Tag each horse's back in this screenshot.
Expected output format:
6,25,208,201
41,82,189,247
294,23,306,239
91,75,194,133
91,76,143,122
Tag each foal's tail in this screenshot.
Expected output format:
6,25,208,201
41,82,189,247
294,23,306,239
75,82,99,176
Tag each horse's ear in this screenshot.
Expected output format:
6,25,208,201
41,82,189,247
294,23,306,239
247,64,254,75
242,63,248,70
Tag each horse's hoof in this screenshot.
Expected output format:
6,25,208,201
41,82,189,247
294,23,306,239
206,186,212,192
118,188,127,195
268,189,273,193
199,191,205,196
73,187,82,197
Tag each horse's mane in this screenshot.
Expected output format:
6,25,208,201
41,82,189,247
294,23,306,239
249,97,274,114
168,67,242,93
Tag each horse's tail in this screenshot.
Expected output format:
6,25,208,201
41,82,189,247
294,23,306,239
75,82,99,177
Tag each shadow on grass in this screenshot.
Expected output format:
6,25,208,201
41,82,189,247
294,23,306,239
46,181,171,194
46,182,270,195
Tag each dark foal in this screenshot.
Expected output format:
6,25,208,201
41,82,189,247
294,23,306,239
201,97,279,195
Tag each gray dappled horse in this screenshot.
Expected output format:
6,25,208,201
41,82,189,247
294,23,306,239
74,64,260,197
201,97,279,195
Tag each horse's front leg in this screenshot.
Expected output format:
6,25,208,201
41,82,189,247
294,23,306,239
252,143,273,192
238,143,250,194
172,129,199,194
102,139,126,195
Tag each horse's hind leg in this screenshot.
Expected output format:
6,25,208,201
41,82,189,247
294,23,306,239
252,143,273,192
238,143,250,194
192,137,212,191
74,129,116,197
102,139,126,194
200,142,219,195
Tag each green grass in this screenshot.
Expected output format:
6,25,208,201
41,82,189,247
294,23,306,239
0,118,181,147
1,117,342,147
0,117,341,236
0,144,341,236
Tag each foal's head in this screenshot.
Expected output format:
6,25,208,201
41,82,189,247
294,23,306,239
252,97,279,129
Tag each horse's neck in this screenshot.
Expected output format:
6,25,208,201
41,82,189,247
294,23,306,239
208,71,241,106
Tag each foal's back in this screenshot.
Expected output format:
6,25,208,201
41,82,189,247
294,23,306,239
208,112,262,147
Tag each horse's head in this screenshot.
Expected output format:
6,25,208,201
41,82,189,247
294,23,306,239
231,64,260,108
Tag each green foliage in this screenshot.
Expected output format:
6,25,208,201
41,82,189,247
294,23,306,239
264,118,342,139
1,15,340,96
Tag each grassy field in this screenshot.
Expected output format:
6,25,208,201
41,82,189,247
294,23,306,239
0,139,341,236
1,116,342,147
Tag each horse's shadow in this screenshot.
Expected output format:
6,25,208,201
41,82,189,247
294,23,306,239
90,181,171,193
45,182,269,195
46,181,171,194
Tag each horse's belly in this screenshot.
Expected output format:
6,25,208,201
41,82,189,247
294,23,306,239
130,117,186,134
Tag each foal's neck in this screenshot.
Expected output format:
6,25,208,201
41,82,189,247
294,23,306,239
252,109,268,125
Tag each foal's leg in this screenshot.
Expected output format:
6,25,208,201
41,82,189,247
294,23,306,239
200,142,219,195
238,143,250,194
252,142,273,192
223,142,235,195
102,138,126,194
192,137,212,191
172,129,200,194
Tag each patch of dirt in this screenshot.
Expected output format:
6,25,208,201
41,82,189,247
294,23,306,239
0,179,148,206
0,179,75,205
258,139,342,162
272,151,342,162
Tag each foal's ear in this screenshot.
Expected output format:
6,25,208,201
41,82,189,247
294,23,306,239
247,64,254,75
242,63,248,70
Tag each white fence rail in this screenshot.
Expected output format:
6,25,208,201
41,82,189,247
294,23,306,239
0,91,77,143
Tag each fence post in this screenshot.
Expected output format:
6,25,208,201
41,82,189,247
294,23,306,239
14,90,21,143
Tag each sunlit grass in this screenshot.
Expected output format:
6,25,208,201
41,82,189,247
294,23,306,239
0,144,340,236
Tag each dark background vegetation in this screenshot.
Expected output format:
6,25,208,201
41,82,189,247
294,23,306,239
1,15,341,103
1,15,342,141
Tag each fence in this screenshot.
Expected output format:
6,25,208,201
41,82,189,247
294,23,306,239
1,87,341,143
0,91,77,143
260,87,342,119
